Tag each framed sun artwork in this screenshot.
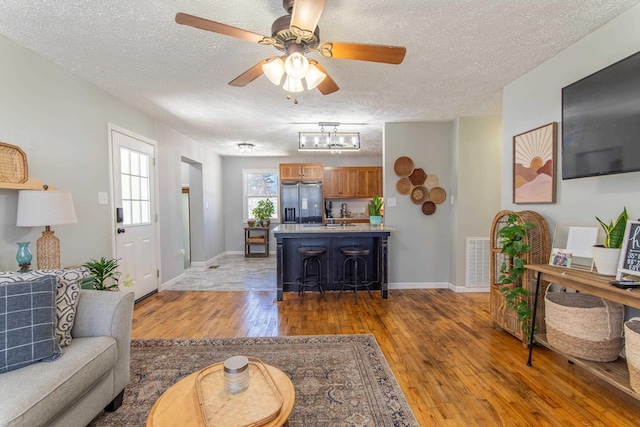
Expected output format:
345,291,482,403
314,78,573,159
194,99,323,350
513,122,557,204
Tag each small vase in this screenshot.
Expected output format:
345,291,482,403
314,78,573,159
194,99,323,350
16,242,33,272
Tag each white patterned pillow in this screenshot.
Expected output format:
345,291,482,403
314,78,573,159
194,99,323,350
0,268,89,347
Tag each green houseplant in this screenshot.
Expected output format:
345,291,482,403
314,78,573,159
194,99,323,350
251,199,275,228
368,194,383,226
81,257,133,291
498,213,536,335
593,207,629,275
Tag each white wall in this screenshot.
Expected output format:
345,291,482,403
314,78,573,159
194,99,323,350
384,122,454,286
450,116,503,288
502,5,640,233
0,34,155,270
156,123,225,282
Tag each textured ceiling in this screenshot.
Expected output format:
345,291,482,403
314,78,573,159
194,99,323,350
0,0,638,157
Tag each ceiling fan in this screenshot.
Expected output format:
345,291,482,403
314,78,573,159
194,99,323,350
175,0,406,95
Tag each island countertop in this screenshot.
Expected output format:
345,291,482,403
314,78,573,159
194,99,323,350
272,224,395,234
272,223,392,301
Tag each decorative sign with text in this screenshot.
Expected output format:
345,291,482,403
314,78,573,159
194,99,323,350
618,220,640,279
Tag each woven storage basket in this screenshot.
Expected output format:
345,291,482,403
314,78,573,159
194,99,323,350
545,291,623,362
624,318,640,393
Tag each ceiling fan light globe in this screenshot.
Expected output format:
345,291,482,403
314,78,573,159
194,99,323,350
262,58,285,85
284,52,310,79
282,76,304,92
304,64,326,90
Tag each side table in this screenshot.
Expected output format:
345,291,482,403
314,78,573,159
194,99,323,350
245,227,270,258
147,363,294,426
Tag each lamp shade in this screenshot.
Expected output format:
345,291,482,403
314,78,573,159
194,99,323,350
283,76,304,93
17,190,77,227
304,63,326,90
284,52,310,80
262,57,285,85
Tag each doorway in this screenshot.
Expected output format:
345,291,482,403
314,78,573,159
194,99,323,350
181,157,203,269
108,124,159,301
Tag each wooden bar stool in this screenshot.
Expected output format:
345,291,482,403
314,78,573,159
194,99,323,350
297,247,327,303
339,247,373,304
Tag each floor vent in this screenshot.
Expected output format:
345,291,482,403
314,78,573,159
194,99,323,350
466,237,490,287
208,265,220,269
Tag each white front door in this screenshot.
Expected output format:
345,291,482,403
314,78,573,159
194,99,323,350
109,125,159,300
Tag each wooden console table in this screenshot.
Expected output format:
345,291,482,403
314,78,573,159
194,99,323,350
244,227,269,258
526,264,640,400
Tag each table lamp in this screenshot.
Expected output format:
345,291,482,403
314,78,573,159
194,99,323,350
16,188,78,269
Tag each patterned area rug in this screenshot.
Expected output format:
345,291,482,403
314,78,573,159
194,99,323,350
89,334,418,427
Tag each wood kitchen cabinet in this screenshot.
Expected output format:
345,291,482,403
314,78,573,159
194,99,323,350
355,167,382,198
323,167,381,198
279,163,324,181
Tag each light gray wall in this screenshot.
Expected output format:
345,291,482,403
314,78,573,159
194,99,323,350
450,116,502,288
156,123,224,282
384,122,453,285
502,5,640,238
0,34,155,270
222,155,382,253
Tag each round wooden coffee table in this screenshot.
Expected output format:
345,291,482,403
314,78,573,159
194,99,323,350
147,363,295,426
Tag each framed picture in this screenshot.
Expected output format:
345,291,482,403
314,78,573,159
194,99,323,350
513,122,557,204
549,248,572,268
617,220,640,280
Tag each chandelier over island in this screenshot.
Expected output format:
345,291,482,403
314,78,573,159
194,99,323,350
298,122,360,154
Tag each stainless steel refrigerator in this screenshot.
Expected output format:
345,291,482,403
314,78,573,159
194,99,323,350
281,181,323,224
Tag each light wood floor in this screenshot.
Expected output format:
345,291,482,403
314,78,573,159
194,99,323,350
132,289,640,426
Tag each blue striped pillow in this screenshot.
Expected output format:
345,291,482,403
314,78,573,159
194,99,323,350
0,275,62,373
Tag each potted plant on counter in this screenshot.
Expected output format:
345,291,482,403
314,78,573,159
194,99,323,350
251,199,275,228
368,194,383,226
593,207,629,275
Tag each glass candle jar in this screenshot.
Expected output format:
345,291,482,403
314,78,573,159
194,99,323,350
223,356,249,394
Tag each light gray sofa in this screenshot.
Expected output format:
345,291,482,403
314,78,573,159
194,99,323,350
0,290,135,427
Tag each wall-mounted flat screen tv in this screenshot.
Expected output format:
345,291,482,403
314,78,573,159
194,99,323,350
561,50,640,180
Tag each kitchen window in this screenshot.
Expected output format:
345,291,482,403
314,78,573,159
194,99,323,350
243,169,279,221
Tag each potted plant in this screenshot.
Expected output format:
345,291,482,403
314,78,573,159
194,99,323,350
593,207,629,275
251,199,275,228
81,257,134,291
368,194,383,226
498,213,536,335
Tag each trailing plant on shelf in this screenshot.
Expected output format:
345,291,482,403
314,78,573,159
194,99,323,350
81,257,134,291
497,213,536,335
251,199,275,228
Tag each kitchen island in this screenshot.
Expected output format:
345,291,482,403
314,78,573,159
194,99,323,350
272,223,394,301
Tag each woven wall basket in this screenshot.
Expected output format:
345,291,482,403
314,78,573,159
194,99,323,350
624,318,640,393
545,291,624,362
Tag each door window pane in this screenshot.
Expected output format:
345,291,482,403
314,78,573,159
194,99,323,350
120,147,151,225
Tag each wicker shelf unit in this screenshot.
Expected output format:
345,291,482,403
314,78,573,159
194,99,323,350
490,210,550,345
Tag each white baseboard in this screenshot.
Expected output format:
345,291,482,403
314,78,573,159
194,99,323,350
448,284,490,293
389,282,449,289
389,282,490,293
159,272,186,291
191,252,228,267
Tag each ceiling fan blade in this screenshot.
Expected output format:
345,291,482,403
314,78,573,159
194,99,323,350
175,12,269,44
290,0,326,34
320,42,406,64
228,59,271,87
309,60,339,95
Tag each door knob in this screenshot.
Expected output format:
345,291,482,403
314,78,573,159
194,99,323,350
117,228,126,234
